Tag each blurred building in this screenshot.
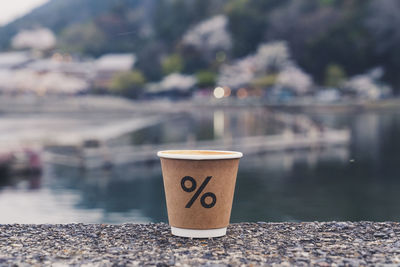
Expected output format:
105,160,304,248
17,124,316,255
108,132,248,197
0,51,141,95
93,54,136,88
0,52,91,95
26,57,95,80
0,51,33,69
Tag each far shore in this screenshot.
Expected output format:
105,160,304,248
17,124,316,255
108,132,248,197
1,95,399,115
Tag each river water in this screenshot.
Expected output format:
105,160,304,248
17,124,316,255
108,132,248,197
0,108,399,223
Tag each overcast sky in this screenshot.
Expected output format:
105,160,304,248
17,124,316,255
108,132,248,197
0,0,50,26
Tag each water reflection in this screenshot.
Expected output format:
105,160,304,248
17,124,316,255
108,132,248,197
310,110,400,181
130,108,281,145
0,173,41,190
43,145,348,223
213,110,225,138
49,163,165,223
1,109,400,223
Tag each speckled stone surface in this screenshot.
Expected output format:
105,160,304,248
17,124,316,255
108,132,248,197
0,222,400,266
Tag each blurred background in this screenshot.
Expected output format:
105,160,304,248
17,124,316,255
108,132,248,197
0,0,399,223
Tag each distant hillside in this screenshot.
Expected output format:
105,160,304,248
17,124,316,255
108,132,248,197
0,0,140,49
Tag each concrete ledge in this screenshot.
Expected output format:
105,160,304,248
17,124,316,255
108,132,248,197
0,222,399,266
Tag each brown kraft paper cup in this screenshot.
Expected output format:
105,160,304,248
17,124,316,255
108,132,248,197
158,150,242,238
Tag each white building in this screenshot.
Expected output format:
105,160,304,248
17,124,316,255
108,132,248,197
0,69,88,95
0,52,91,95
94,54,136,88
27,59,95,80
0,51,33,69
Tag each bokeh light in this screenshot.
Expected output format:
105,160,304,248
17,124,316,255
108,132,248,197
213,86,225,99
223,86,231,97
237,88,248,99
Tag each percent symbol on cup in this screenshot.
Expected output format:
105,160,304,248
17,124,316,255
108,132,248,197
181,176,217,208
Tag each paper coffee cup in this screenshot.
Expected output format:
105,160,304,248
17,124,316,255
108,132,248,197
157,150,242,238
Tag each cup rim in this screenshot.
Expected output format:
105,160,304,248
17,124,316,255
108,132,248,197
157,150,243,160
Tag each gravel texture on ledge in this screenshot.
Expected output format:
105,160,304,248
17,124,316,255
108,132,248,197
0,222,400,266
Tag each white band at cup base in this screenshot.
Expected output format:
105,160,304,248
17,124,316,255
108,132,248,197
171,226,227,238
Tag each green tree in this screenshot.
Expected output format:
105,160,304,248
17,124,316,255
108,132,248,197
154,0,194,46
251,74,278,88
225,0,267,57
59,22,106,56
136,42,164,82
324,64,346,87
196,70,217,88
110,70,146,99
298,0,373,84
162,54,184,75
